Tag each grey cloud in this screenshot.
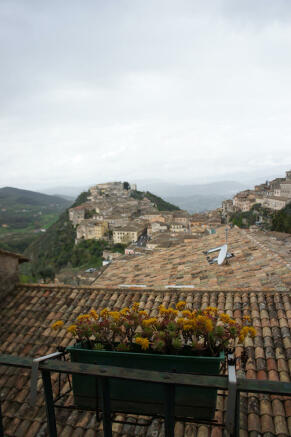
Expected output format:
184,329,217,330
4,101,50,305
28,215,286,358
0,1,291,190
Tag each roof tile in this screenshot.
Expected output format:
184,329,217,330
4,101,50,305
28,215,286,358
273,415,289,435
0,247,291,437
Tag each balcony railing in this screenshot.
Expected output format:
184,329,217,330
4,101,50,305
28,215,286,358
1,352,291,437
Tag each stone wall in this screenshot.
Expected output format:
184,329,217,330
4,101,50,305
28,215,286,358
0,253,19,298
280,182,291,199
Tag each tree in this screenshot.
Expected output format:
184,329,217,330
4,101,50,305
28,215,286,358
123,181,130,190
38,266,55,283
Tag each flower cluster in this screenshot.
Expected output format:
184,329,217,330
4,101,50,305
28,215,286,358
52,301,256,356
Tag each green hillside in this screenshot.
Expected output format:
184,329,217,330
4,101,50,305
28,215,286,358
0,187,72,253
24,191,89,272
131,190,180,211
0,186,69,207
271,203,291,233
229,204,272,229
22,190,126,282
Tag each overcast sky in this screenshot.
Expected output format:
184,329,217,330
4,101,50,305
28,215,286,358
1,0,291,191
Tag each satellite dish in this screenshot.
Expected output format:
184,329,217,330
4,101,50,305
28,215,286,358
203,245,223,255
218,244,227,265
203,227,233,265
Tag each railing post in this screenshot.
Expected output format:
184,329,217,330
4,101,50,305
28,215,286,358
0,397,4,437
41,370,58,437
30,351,63,406
164,384,175,437
100,377,112,437
225,354,237,436
235,391,240,437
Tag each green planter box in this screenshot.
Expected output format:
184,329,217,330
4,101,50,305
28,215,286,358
67,345,224,420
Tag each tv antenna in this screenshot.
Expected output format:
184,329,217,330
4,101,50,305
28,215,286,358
203,227,234,265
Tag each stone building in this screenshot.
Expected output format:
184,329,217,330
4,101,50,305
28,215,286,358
280,181,291,199
0,249,29,298
269,178,285,195
233,190,256,212
170,222,186,233
265,196,291,210
141,212,166,223
254,182,270,196
69,206,85,226
105,216,129,228
102,250,123,261
172,211,190,226
113,224,146,244
147,221,168,236
221,199,234,218
76,220,109,241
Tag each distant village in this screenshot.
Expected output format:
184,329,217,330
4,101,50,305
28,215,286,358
222,169,291,219
66,172,291,277
68,182,221,261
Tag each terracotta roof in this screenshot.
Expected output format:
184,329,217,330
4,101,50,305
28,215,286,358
93,227,291,290
0,248,29,263
1,284,291,436
267,196,291,201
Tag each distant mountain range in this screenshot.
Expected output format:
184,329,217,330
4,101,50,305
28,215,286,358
164,194,229,213
132,180,247,213
135,180,247,198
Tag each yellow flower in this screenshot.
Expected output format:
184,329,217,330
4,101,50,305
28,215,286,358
109,311,120,321
89,309,99,320
77,314,90,322
238,334,245,343
240,326,249,336
205,319,213,332
176,301,186,310
183,323,193,331
138,310,147,316
243,315,251,322
204,306,218,315
159,305,167,314
240,326,256,338
120,307,130,315
196,315,206,324
168,308,178,316
228,319,236,326
182,310,192,318
51,320,64,330
219,313,231,324
67,324,77,335
142,317,157,327
132,302,140,311
177,317,186,326
100,308,109,318
135,337,150,350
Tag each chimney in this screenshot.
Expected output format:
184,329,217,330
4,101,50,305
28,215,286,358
0,249,29,298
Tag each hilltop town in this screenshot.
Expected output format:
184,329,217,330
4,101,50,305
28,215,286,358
222,169,291,218
68,182,222,257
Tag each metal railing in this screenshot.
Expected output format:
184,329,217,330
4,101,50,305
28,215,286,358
0,353,291,437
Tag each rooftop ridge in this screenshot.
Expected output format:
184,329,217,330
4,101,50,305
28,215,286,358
16,283,290,293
